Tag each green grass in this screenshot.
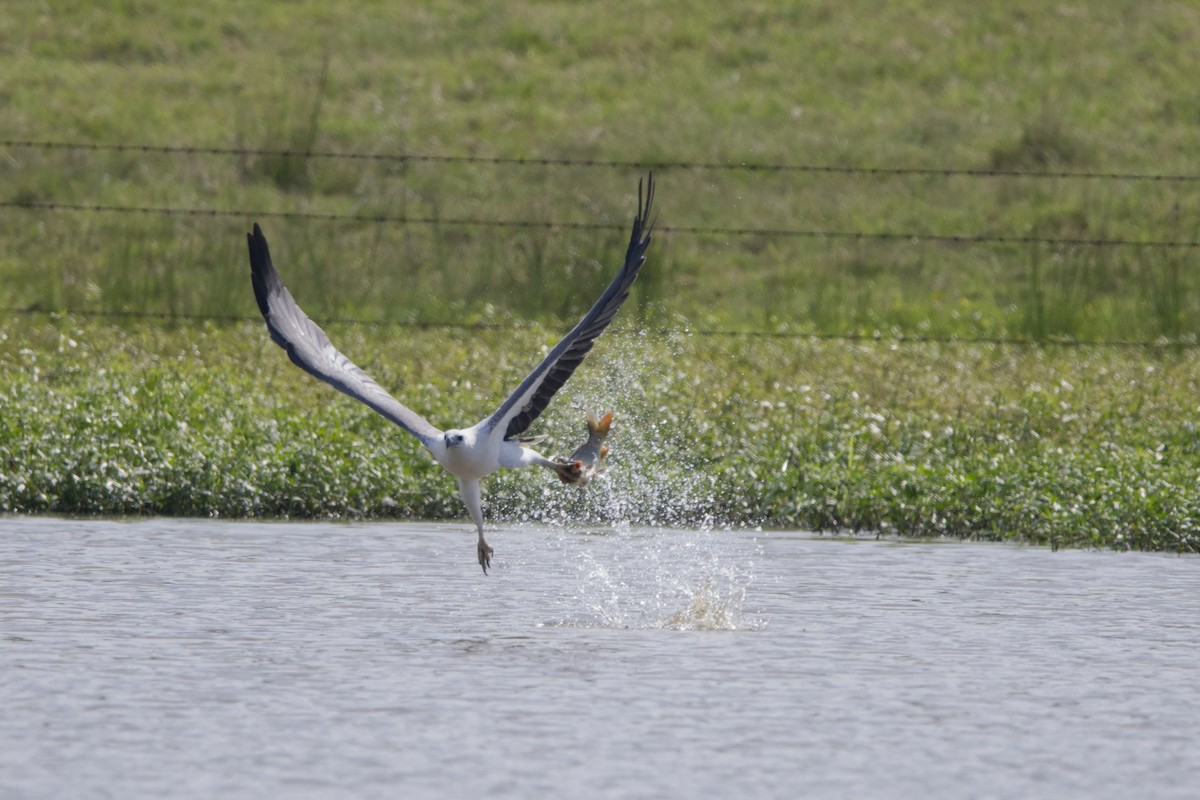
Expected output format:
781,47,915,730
3,1,1200,340
2,316,1198,552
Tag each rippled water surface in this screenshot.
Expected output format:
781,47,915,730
2,517,1197,799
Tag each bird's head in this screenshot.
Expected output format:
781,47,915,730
444,430,467,448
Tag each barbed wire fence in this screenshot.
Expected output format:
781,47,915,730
2,138,1198,347
3,305,1186,350
5,138,1200,182
2,198,1198,250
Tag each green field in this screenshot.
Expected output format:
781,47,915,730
2,2,1200,550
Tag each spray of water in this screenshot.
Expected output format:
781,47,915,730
491,329,732,530
492,329,762,631
560,527,763,631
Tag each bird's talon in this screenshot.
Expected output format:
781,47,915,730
478,539,493,574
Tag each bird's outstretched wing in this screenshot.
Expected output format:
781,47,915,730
484,173,655,441
248,224,443,446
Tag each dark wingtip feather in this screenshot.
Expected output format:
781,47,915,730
629,171,655,259
499,172,658,440
641,172,654,222
247,223,274,318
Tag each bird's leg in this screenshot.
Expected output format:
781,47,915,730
458,479,492,574
477,530,492,574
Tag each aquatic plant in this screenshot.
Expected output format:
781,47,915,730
3,317,1198,553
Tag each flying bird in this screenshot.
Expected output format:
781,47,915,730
247,174,654,573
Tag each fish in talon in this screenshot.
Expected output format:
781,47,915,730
555,411,613,485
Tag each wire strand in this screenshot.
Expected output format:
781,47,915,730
5,138,1200,182
2,306,1193,350
4,199,1197,250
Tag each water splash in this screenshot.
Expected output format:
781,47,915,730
492,329,735,530
662,582,750,632
491,329,762,630
543,526,764,632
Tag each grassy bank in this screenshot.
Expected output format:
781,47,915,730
3,317,1197,552
3,3,1200,550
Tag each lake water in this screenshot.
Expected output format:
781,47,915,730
1,517,1197,799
